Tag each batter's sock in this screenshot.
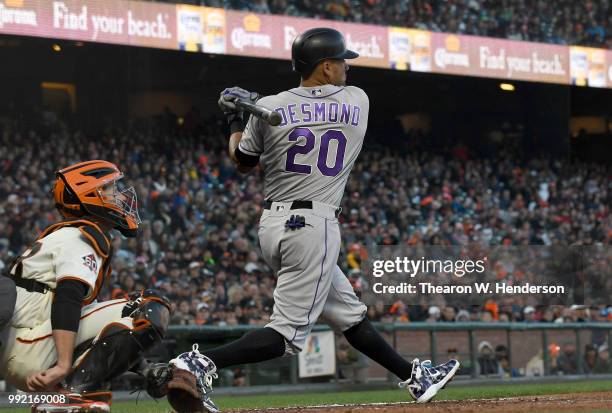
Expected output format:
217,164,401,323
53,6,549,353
203,327,286,369
344,318,413,381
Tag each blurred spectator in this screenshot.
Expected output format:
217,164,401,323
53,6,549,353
231,368,247,387
525,349,545,377
571,305,590,322
477,341,501,376
427,306,441,322
554,342,578,375
455,310,470,322
448,347,471,376
337,336,366,382
582,344,598,373
594,344,610,374
495,345,520,378
440,306,456,322
523,306,536,323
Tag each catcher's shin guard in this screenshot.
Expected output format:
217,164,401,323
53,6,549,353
64,291,170,393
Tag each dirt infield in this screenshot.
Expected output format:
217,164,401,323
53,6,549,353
234,392,612,413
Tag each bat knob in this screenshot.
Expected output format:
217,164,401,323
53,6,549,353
268,111,282,126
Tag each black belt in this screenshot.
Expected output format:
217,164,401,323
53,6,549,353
3,273,50,294
263,200,341,217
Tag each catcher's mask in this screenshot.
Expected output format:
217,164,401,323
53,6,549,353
54,160,141,237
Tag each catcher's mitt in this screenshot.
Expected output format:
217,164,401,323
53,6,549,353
166,344,219,413
167,368,201,412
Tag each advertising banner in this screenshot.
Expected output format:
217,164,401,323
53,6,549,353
569,46,608,88
430,33,569,84
298,330,336,378
0,0,41,38
388,27,431,72
332,20,387,68
608,50,612,88
176,4,224,53
225,11,388,68
225,11,281,59
0,0,610,88
0,0,176,49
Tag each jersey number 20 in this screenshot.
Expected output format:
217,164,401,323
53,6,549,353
285,127,346,177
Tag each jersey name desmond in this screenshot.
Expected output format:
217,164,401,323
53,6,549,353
274,102,362,127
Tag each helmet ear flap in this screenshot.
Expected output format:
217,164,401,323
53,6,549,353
54,174,85,217
63,185,80,205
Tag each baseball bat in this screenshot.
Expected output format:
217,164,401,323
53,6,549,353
235,99,282,126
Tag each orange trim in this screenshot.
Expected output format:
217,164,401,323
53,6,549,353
83,270,105,306
95,321,130,336
80,300,128,320
81,391,112,405
17,333,53,344
78,226,109,258
37,219,109,254
132,318,151,330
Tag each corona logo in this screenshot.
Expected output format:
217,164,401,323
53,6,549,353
243,14,260,32
445,35,460,52
5,0,24,7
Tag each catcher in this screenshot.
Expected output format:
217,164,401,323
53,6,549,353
0,160,171,412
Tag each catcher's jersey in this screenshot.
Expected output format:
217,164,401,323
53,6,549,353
239,85,369,207
9,227,102,328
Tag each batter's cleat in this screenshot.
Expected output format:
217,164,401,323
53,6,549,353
399,358,460,403
32,392,111,413
170,344,219,413
201,394,219,413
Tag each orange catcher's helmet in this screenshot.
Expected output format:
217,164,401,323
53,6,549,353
54,160,141,237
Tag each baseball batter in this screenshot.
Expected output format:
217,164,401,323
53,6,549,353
158,28,460,413
0,160,171,412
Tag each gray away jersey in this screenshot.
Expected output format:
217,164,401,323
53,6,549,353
239,84,369,207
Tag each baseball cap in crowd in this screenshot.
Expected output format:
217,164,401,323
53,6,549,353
523,306,535,315
478,341,493,353
245,262,260,274
455,310,470,322
429,306,440,316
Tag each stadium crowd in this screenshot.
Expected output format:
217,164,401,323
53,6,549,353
160,0,611,49
0,110,610,330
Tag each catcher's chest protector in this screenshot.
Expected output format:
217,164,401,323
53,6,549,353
36,219,114,302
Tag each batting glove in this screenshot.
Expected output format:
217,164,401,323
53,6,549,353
218,86,260,113
218,86,260,134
